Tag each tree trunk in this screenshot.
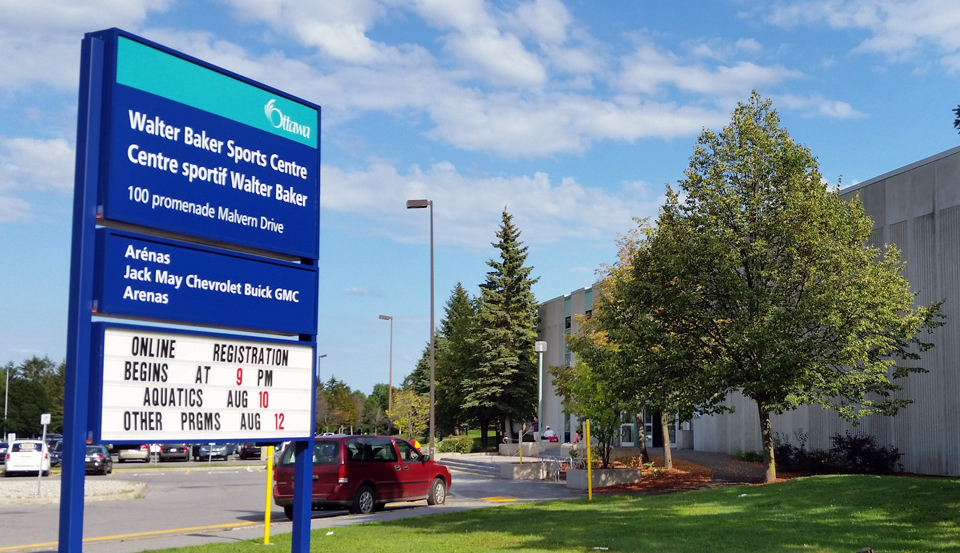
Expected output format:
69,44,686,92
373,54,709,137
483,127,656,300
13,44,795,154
480,418,489,450
636,412,650,463
758,401,777,483
660,411,673,470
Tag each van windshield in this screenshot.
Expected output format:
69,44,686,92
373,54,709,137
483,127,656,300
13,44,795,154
278,440,340,465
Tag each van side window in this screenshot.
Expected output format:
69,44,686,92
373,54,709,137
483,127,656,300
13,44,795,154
396,440,422,462
369,438,397,462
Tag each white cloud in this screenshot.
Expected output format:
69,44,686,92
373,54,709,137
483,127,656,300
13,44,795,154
766,1,960,68
344,286,383,297
0,137,75,193
320,160,665,249
0,194,33,223
0,0,171,91
618,44,802,96
513,0,572,44
775,94,866,119
444,28,548,86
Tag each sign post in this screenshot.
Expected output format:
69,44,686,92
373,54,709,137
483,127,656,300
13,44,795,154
61,28,320,553
38,413,51,496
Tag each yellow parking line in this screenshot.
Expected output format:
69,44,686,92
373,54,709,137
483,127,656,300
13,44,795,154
0,521,257,551
481,496,517,503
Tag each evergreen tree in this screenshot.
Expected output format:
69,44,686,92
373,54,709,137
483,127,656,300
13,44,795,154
465,209,539,447
435,283,481,436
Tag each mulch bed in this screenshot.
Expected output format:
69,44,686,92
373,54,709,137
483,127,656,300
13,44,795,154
590,455,801,495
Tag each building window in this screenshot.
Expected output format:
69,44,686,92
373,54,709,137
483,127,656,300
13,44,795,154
565,316,571,329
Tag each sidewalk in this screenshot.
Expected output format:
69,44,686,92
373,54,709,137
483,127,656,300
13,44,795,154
439,446,767,485
647,447,766,484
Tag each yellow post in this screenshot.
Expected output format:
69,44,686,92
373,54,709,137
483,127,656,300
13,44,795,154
585,420,592,501
263,445,274,545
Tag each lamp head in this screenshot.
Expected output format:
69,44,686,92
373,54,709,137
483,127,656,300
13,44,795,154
406,199,430,209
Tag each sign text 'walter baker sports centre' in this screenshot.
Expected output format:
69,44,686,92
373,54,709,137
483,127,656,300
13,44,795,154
104,36,318,258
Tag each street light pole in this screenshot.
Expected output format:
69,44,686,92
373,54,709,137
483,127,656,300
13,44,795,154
316,354,327,383
378,315,393,414
406,198,435,455
535,341,547,442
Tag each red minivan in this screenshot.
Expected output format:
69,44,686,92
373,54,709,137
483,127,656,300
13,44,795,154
273,435,451,518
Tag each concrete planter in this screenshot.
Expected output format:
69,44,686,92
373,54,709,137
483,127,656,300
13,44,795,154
500,461,547,480
565,467,643,489
497,443,543,457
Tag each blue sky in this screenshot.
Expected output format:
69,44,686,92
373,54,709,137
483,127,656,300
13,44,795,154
2,0,960,396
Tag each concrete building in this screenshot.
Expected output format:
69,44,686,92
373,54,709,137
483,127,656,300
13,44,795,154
536,286,593,444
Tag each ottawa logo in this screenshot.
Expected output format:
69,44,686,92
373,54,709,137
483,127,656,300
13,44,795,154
264,99,311,140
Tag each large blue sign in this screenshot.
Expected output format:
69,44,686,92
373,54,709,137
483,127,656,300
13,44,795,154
94,229,318,335
98,34,320,258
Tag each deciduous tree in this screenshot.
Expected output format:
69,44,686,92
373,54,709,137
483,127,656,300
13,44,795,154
632,92,943,482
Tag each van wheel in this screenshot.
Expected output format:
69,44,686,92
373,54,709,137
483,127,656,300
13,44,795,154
351,486,376,515
427,478,446,505
283,505,294,520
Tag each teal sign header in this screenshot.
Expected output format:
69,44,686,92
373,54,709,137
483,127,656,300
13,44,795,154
116,37,317,149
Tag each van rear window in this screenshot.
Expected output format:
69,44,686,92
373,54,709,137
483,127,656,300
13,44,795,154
12,442,41,453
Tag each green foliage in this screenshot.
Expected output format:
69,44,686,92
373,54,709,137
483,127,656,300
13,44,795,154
464,210,540,431
735,450,764,464
436,434,474,454
387,389,429,441
2,356,63,437
549,352,627,468
596,91,943,481
774,430,903,475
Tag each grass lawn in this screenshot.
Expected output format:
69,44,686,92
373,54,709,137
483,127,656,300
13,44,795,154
147,474,960,553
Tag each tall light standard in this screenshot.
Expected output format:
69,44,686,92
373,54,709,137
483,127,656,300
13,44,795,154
316,354,327,382
535,341,547,442
378,315,394,413
406,198,435,455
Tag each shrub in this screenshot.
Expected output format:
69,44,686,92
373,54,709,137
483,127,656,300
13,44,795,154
437,434,474,454
773,430,902,475
736,450,764,463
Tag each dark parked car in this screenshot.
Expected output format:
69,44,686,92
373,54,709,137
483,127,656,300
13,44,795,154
0,442,7,456
238,443,262,460
50,440,63,467
158,443,190,462
85,444,113,475
196,443,234,461
273,435,451,519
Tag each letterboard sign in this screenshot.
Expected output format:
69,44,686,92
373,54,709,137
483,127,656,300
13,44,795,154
96,325,313,442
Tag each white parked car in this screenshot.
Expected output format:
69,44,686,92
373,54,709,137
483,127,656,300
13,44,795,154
4,439,51,477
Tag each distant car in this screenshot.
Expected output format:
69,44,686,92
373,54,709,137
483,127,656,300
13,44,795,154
4,439,51,477
117,444,150,463
158,443,190,462
196,443,233,461
273,435,451,519
50,440,63,467
0,442,8,456
238,443,262,460
85,444,113,475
